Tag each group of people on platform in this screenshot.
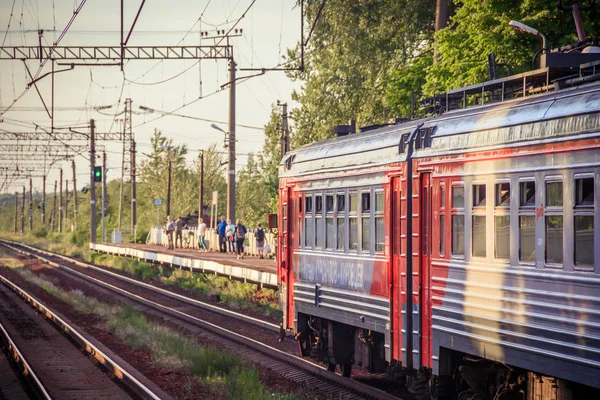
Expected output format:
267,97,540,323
163,215,268,260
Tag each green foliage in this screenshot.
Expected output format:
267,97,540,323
423,0,600,95
32,226,49,238
287,0,436,146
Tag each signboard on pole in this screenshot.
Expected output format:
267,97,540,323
154,199,163,207
212,191,218,205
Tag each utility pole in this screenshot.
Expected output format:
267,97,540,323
198,150,204,222
29,178,33,232
278,101,289,159
51,181,57,231
166,155,172,217
21,186,25,234
228,59,236,222
65,179,69,228
72,160,77,228
90,119,97,243
42,175,46,224
14,191,18,233
59,168,63,233
131,139,136,240
118,118,125,231
102,151,107,243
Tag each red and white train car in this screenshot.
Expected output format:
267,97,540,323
277,68,600,398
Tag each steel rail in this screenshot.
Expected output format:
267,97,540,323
0,274,163,400
0,240,401,400
0,320,52,399
0,239,279,332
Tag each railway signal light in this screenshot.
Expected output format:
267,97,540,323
93,166,102,182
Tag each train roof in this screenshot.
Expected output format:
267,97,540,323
280,80,600,178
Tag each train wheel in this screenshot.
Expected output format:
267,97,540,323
340,363,352,377
327,362,336,372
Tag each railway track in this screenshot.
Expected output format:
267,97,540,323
0,318,50,400
0,271,167,400
0,239,403,400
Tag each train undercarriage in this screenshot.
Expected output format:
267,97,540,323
294,312,599,400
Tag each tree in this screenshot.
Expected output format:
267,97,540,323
137,130,195,229
257,106,284,213
196,143,227,225
287,0,436,147
424,0,600,95
236,154,271,227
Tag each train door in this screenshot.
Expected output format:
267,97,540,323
420,172,432,367
390,176,403,363
279,186,294,330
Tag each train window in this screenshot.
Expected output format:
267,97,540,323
495,183,510,207
316,216,323,249
315,195,323,213
574,176,594,267
362,192,371,212
375,191,384,252
519,180,536,263
519,216,536,262
494,181,510,259
306,196,313,212
337,216,346,251
350,193,358,212
453,186,464,208
337,192,346,251
472,216,486,257
575,216,594,266
349,192,358,251
440,184,446,256
326,194,334,249
305,215,313,249
451,183,465,256
472,184,486,207
440,186,445,208
326,195,334,212
362,217,371,252
362,191,371,252
495,215,510,259
298,196,303,247
544,178,563,264
545,216,563,264
337,194,346,212
326,218,334,250
350,218,359,251
519,181,535,207
546,181,563,207
375,192,384,212
452,215,465,256
575,177,594,207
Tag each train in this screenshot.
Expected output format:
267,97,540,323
276,44,600,398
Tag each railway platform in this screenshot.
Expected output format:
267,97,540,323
90,242,278,289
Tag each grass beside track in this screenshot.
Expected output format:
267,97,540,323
1,261,307,400
0,232,282,320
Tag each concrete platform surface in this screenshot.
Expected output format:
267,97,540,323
90,243,278,289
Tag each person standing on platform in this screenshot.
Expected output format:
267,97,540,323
175,216,184,248
198,217,208,252
226,219,235,254
217,215,227,253
165,215,175,250
255,223,266,259
234,219,247,260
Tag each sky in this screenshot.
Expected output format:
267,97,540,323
0,0,302,194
